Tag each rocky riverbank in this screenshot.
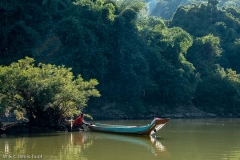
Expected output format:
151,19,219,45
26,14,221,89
0,106,224,135
86,106,217,120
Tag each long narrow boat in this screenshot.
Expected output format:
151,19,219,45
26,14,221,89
88,118,170,136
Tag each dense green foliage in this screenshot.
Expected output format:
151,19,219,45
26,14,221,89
0,0,240,118
170,1,240,115
147,0,240,20
0,57,100,126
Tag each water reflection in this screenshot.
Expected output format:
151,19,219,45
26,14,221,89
71,132,85,146
0,133,89,160
1,119,240,160
61,132,93,160
4,141,9,154
91,133,167,154
0,132,167,160
150,136,165,152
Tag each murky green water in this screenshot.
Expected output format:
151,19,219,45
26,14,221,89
1,119,240,160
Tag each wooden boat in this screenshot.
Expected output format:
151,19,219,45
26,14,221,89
88,118,170,136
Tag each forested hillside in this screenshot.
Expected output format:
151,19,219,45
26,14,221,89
147,0,240,19
0,0,240,118
169,0,240,116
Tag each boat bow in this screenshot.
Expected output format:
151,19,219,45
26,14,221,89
149,118,170,136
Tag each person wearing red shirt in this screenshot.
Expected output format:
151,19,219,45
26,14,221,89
73,113,89,131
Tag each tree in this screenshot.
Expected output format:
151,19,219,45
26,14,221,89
194,65,240,116
138,17,197,105
186,34,222,76
208,0,219,8
0,57,100,127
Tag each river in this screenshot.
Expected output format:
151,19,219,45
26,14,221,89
1,119,240,160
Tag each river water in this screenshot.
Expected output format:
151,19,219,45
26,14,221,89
1,119,240,160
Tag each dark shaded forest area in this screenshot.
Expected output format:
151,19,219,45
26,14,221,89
0,0,240,119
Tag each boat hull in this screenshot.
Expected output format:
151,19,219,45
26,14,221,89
88,118,170,136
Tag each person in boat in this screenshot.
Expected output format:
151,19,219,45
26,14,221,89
73,113,90,131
